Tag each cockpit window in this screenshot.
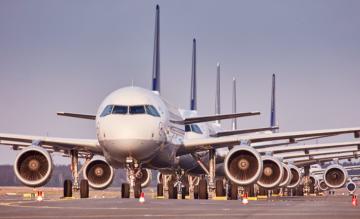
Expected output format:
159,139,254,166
112,105,128,114
129,105,146,114
191,124,203,134
185,125,191,132
100,105,113,117
145,105,160,117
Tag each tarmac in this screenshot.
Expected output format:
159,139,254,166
0,187,359,219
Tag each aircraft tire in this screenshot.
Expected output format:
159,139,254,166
121,183,130,198
228,183,238,200
63,179,72,197
198,179,208,199
194,185,199,199
157,183,163,197
215,180,225,197
168,182,177,199
80,180,89,198
134,182,142,198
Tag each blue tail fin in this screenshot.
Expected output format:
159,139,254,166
152,5,160,92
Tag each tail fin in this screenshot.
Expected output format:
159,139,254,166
190,38,197,110
232,77,237,130
270,74,277,131
215,63,221,123
152,5,160,92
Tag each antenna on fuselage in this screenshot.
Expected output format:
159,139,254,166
190,38,197,111
232,77,237,130
152,5,160,93
215,63,221,124
270,73,277,132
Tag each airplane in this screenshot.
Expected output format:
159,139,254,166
1,5,360,200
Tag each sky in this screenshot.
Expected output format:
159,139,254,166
0,0,359,164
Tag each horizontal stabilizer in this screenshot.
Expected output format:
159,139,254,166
212,126,279,137
57,112,96,120
171,111,260,125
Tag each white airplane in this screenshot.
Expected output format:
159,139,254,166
1,5,360,199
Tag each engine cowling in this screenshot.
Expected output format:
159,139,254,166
132,169,152,188
318,179,329,191
323,164,348,189
257,156,284,189
346,181,356,193
287,164,302,188
83,159,114,190
14,146,53,187
224,146,263,186
278,163,291,187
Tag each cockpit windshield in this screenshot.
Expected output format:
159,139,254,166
185,124,203,134
100,104,160,117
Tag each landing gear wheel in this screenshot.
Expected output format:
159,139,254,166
198,179,208,200
181,186,187,199
80,179,89,198
216,180,225,197
121,183,130,198
168,181,178,199
134,182,142,199
63,179,73,198
258,187,267,196
194,185,199,199
228,183,238,200
157,183,163,197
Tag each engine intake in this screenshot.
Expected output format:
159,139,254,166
257,156,283,189
83,159,114,190
224,146,263,186
287,164,301,188
346,181,356,193
323,164,348,189
278,163,291,187
14,147,53,187
131,169,152,188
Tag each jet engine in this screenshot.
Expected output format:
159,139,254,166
257,156,284,189
278,163,291,187
318,179,329,191
83,159,114,189
224,146,263,186
287,164,302,188
127,169,152,188
14,146,53,187
346,181,356,194
323,164,348,189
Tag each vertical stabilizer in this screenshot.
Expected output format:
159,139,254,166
152,5,160,92
232,78,237,130
190,38,197,110
270,74,277,131
215,63,221,124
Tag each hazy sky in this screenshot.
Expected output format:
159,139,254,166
0,0,359,164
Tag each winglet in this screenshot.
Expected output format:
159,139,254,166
270,73,277,131
190,38,197,110
215,63,221,123
232,77,237,130
152,5,160,92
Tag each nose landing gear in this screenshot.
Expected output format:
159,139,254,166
122,157,142,199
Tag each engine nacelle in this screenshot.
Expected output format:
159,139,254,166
14,146,53,187
127,169,152,188
224,146,263,186
318,179,329,191
278,163,291,187
83,159,114,190
257,156,284,189
287,164,302,188
346,181,356,194
323,164,348,189
309,175,319,188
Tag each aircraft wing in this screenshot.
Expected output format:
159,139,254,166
211,126,279,137
57,112,96,120
170,111,260,125
0,133,102,155
178,127,360,155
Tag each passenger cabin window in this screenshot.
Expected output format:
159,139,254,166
129,105,146,114
112,105,128,114
100,105,113,117
145,105,160,117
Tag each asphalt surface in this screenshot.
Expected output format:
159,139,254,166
0,188,359,218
